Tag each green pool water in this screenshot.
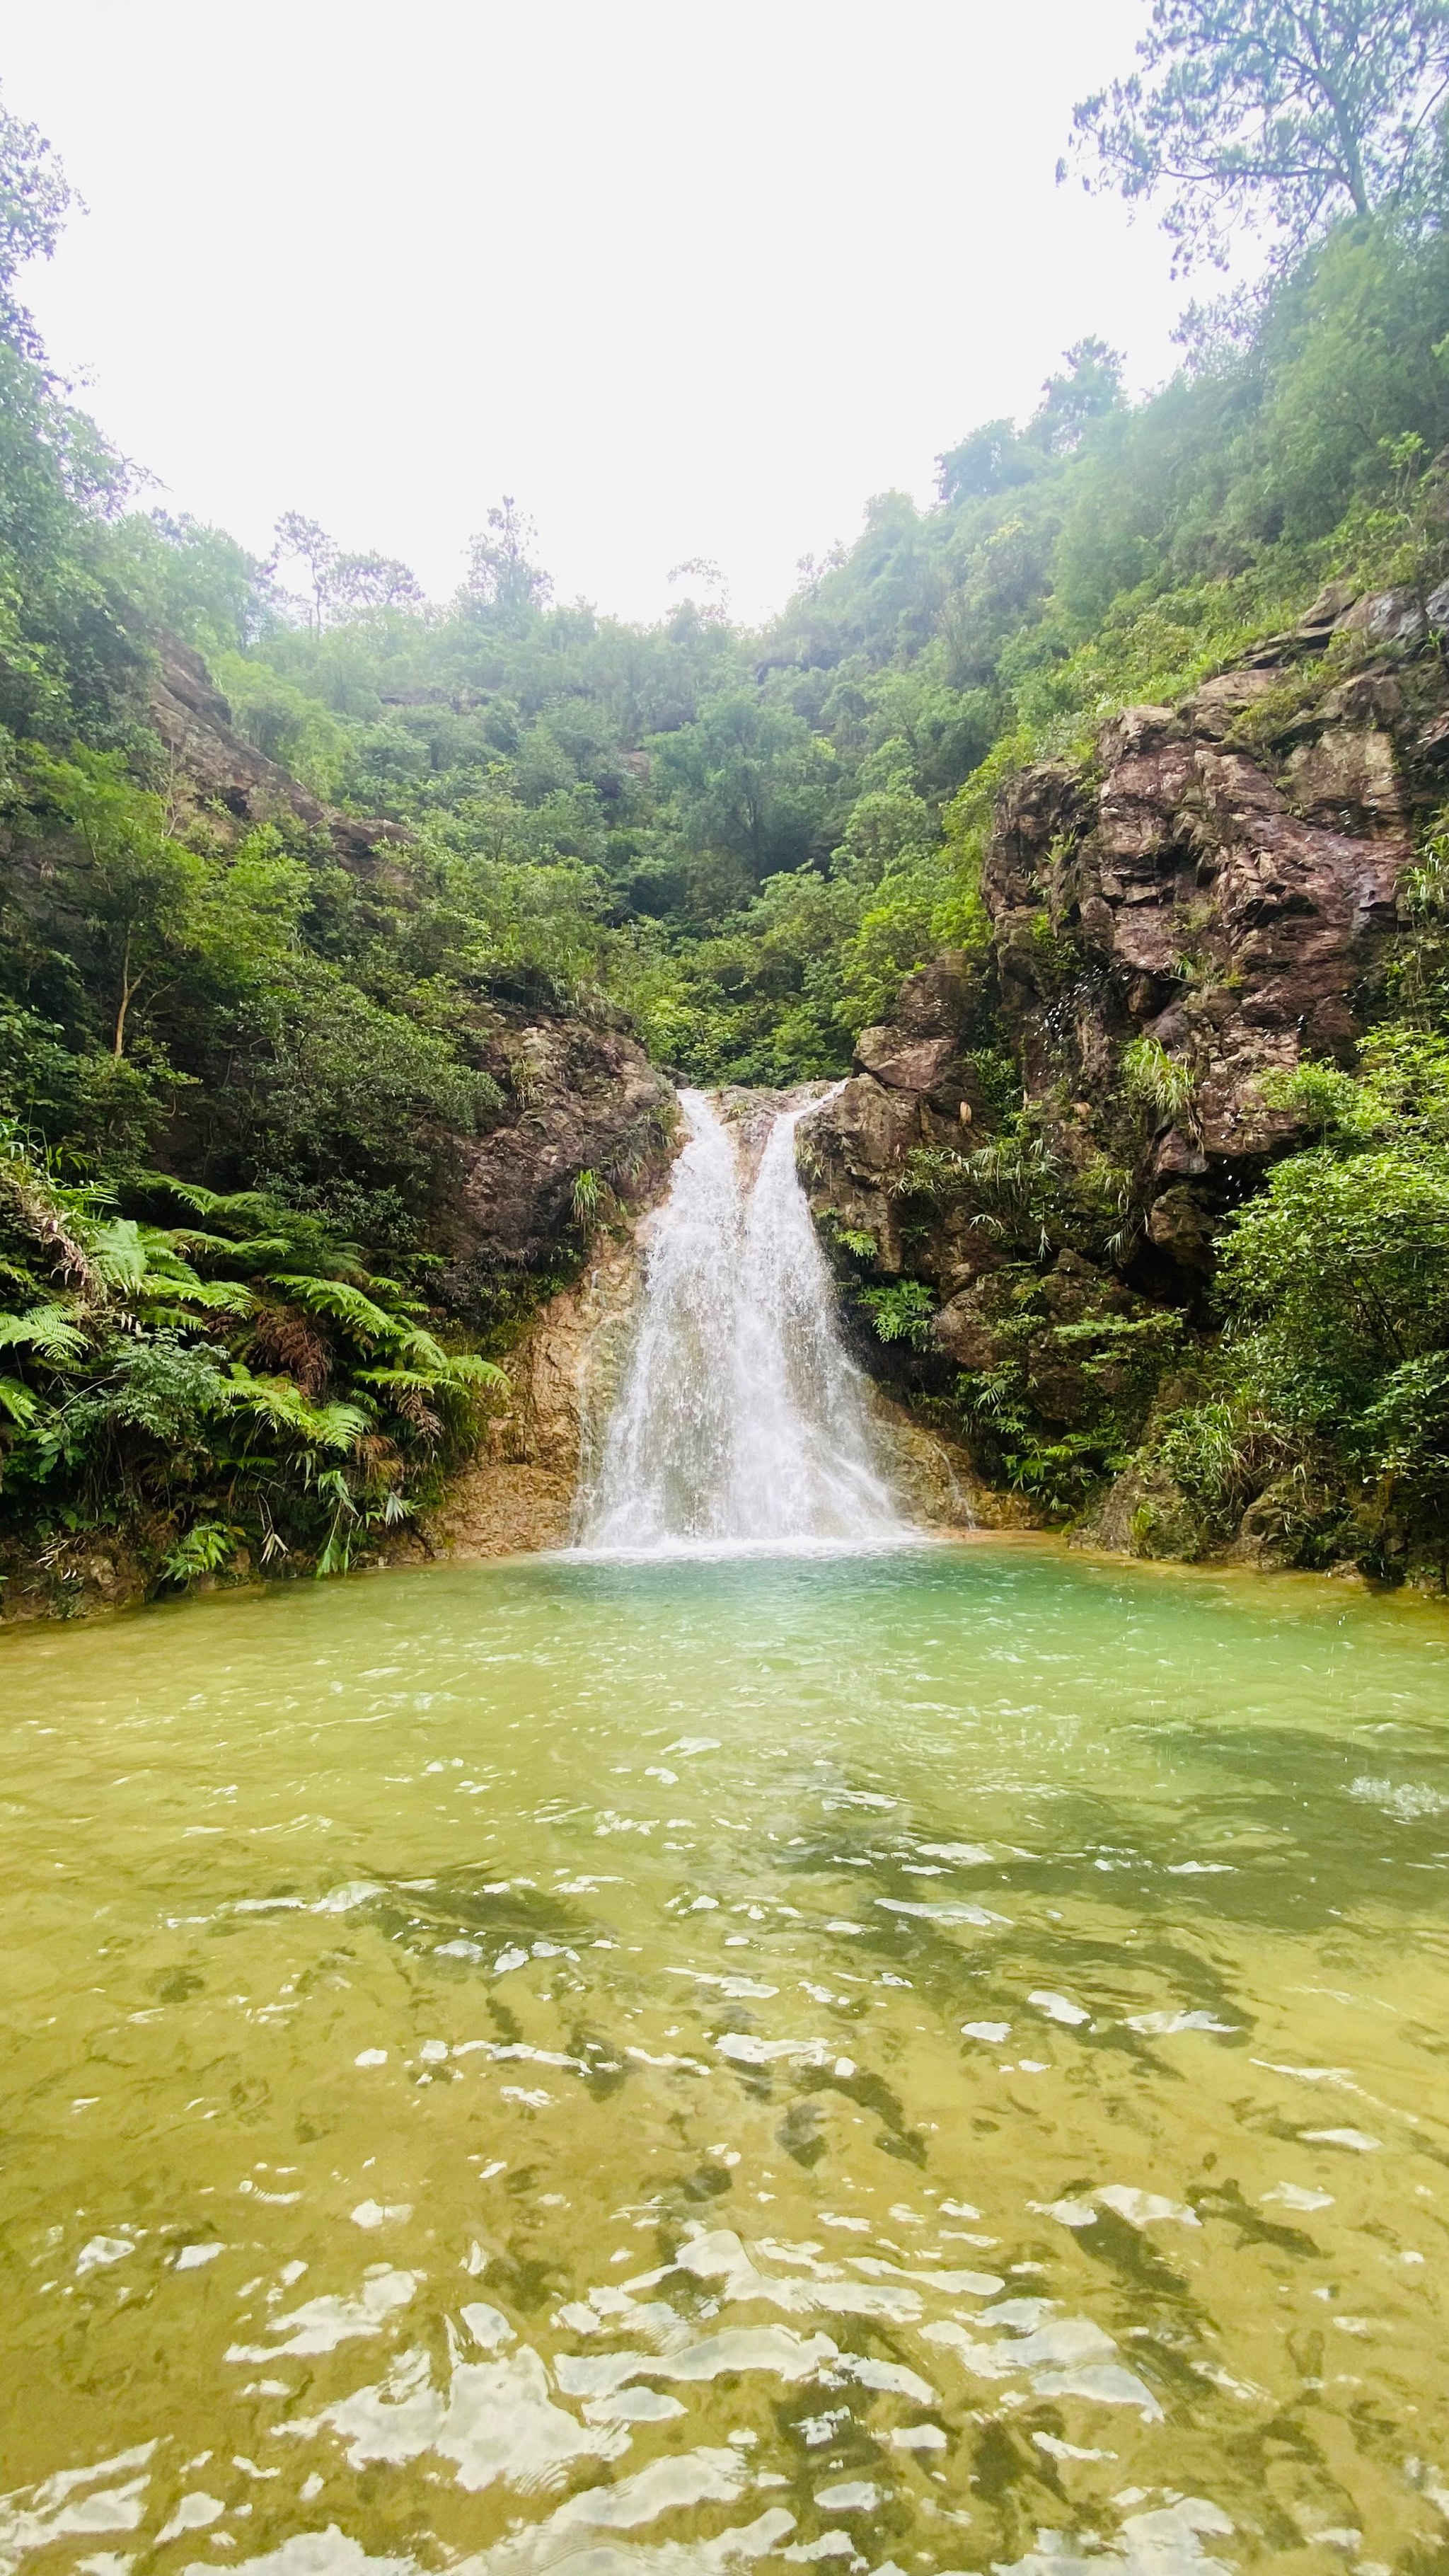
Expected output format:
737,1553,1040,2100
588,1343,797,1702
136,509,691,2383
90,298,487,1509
3,1537,1449,2576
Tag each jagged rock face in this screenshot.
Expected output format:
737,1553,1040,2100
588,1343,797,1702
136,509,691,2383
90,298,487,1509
432,1018,676,1313
797,592,1448,1537
417,1232,649,1562
809,592,1444,1288
799,955,993,1282
151,638,326,829
988,692,1408,1173
150,636,410,869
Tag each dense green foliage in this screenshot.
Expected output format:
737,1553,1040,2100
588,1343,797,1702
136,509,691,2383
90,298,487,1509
11,202,1449,1119
0,1132,502,1592
5,18,1449,1592
159,214,1449,1087
1142,1018,1449,1568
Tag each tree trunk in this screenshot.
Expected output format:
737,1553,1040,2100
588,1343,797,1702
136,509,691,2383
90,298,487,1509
112,931,144,1059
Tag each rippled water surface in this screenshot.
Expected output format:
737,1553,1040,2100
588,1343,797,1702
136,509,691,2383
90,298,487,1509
4,1540,1449,2576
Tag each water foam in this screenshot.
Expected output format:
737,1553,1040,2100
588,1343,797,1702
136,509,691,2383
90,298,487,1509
575,1088,904,1552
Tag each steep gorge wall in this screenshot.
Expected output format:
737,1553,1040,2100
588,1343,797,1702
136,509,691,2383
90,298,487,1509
799,577,1449,1568
19,592,1444,1598
149,638,680,1316
0,648,679,1615
400,576,1449,1572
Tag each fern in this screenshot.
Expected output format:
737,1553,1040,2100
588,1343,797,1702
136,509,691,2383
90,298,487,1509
361,1354,507,1396
162,1521,243,1585
0,1304,89,1366
0,1376,41,1427
434,1351,509,1388
220,1367,371,1451
266,1274,408,1350
860,1280,937,1348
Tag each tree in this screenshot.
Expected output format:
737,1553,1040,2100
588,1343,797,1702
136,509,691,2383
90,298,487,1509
1027,338,1127,454
937,418,1037,505
463,498,552,616
652,691,831,893
0,86,73,353
272,513,420,628
325,549,422,619
1063,1,1449,272
273,512,337,631
24,749,204,1057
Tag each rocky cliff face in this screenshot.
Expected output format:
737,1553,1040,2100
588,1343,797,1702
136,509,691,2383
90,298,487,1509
151,636,412,868
430,1016,675,1319
799,580,1448,1553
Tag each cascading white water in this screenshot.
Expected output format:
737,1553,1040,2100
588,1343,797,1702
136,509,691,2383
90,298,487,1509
576,1088,905,1551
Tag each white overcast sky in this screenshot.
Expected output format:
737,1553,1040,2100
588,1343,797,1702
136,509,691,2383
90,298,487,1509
0,0,1189,626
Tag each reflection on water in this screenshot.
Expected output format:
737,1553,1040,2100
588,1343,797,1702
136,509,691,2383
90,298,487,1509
1,1540,1448,2576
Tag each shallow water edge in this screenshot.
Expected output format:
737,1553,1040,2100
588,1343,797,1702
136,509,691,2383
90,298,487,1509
3,1535,1448,2574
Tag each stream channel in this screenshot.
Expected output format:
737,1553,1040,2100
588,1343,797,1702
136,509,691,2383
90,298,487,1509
4,1095,1449,2576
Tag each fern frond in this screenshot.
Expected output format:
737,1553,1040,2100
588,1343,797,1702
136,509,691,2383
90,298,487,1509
0,1374,42,1425
145,1277,255,1316
220,1366,371,1450
267,1274,408,1349
0,1304,89,1365
434,1352,509,1388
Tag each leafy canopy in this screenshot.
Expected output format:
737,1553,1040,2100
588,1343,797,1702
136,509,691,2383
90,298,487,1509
1064,1,1449,270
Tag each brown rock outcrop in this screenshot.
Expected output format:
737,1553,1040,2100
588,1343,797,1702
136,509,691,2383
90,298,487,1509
793,589,1449,1543
431,1020,676,1313
983,621,1424,1221
421,1231,650,1559
151,634,413,870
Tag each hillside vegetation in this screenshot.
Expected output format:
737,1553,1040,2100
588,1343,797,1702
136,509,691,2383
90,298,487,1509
4,3,1449,1599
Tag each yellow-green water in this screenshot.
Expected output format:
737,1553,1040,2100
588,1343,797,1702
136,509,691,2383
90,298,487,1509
4,1539,1449,2576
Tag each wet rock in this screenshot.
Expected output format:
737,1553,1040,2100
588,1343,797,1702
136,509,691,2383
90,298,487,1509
865,1390,1036,1531
1072,1459,1204,1560
1222,1476,1315,1570
933,1290,999,1372
1334,587,1428,652
1283,727,1402,828
797,1075,932,1274
853,1028,959,1093
1151,1128,1209,1181
422,1232,651,1560
435,1023,675,1304
1146,1185,1215,1270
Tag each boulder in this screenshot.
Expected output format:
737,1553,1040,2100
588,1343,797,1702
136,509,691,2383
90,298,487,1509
854,1027,959,1093
434,1022,675,1306
1283,726,1402,828
1188,667,1288,737
1147,1185,1215,1270
894,950,976,1037
1298,579,1358,635
1334,588,1428,652
932,1290,999,1372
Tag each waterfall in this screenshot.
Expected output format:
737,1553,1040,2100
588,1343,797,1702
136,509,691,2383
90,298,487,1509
575,1088,906,1552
